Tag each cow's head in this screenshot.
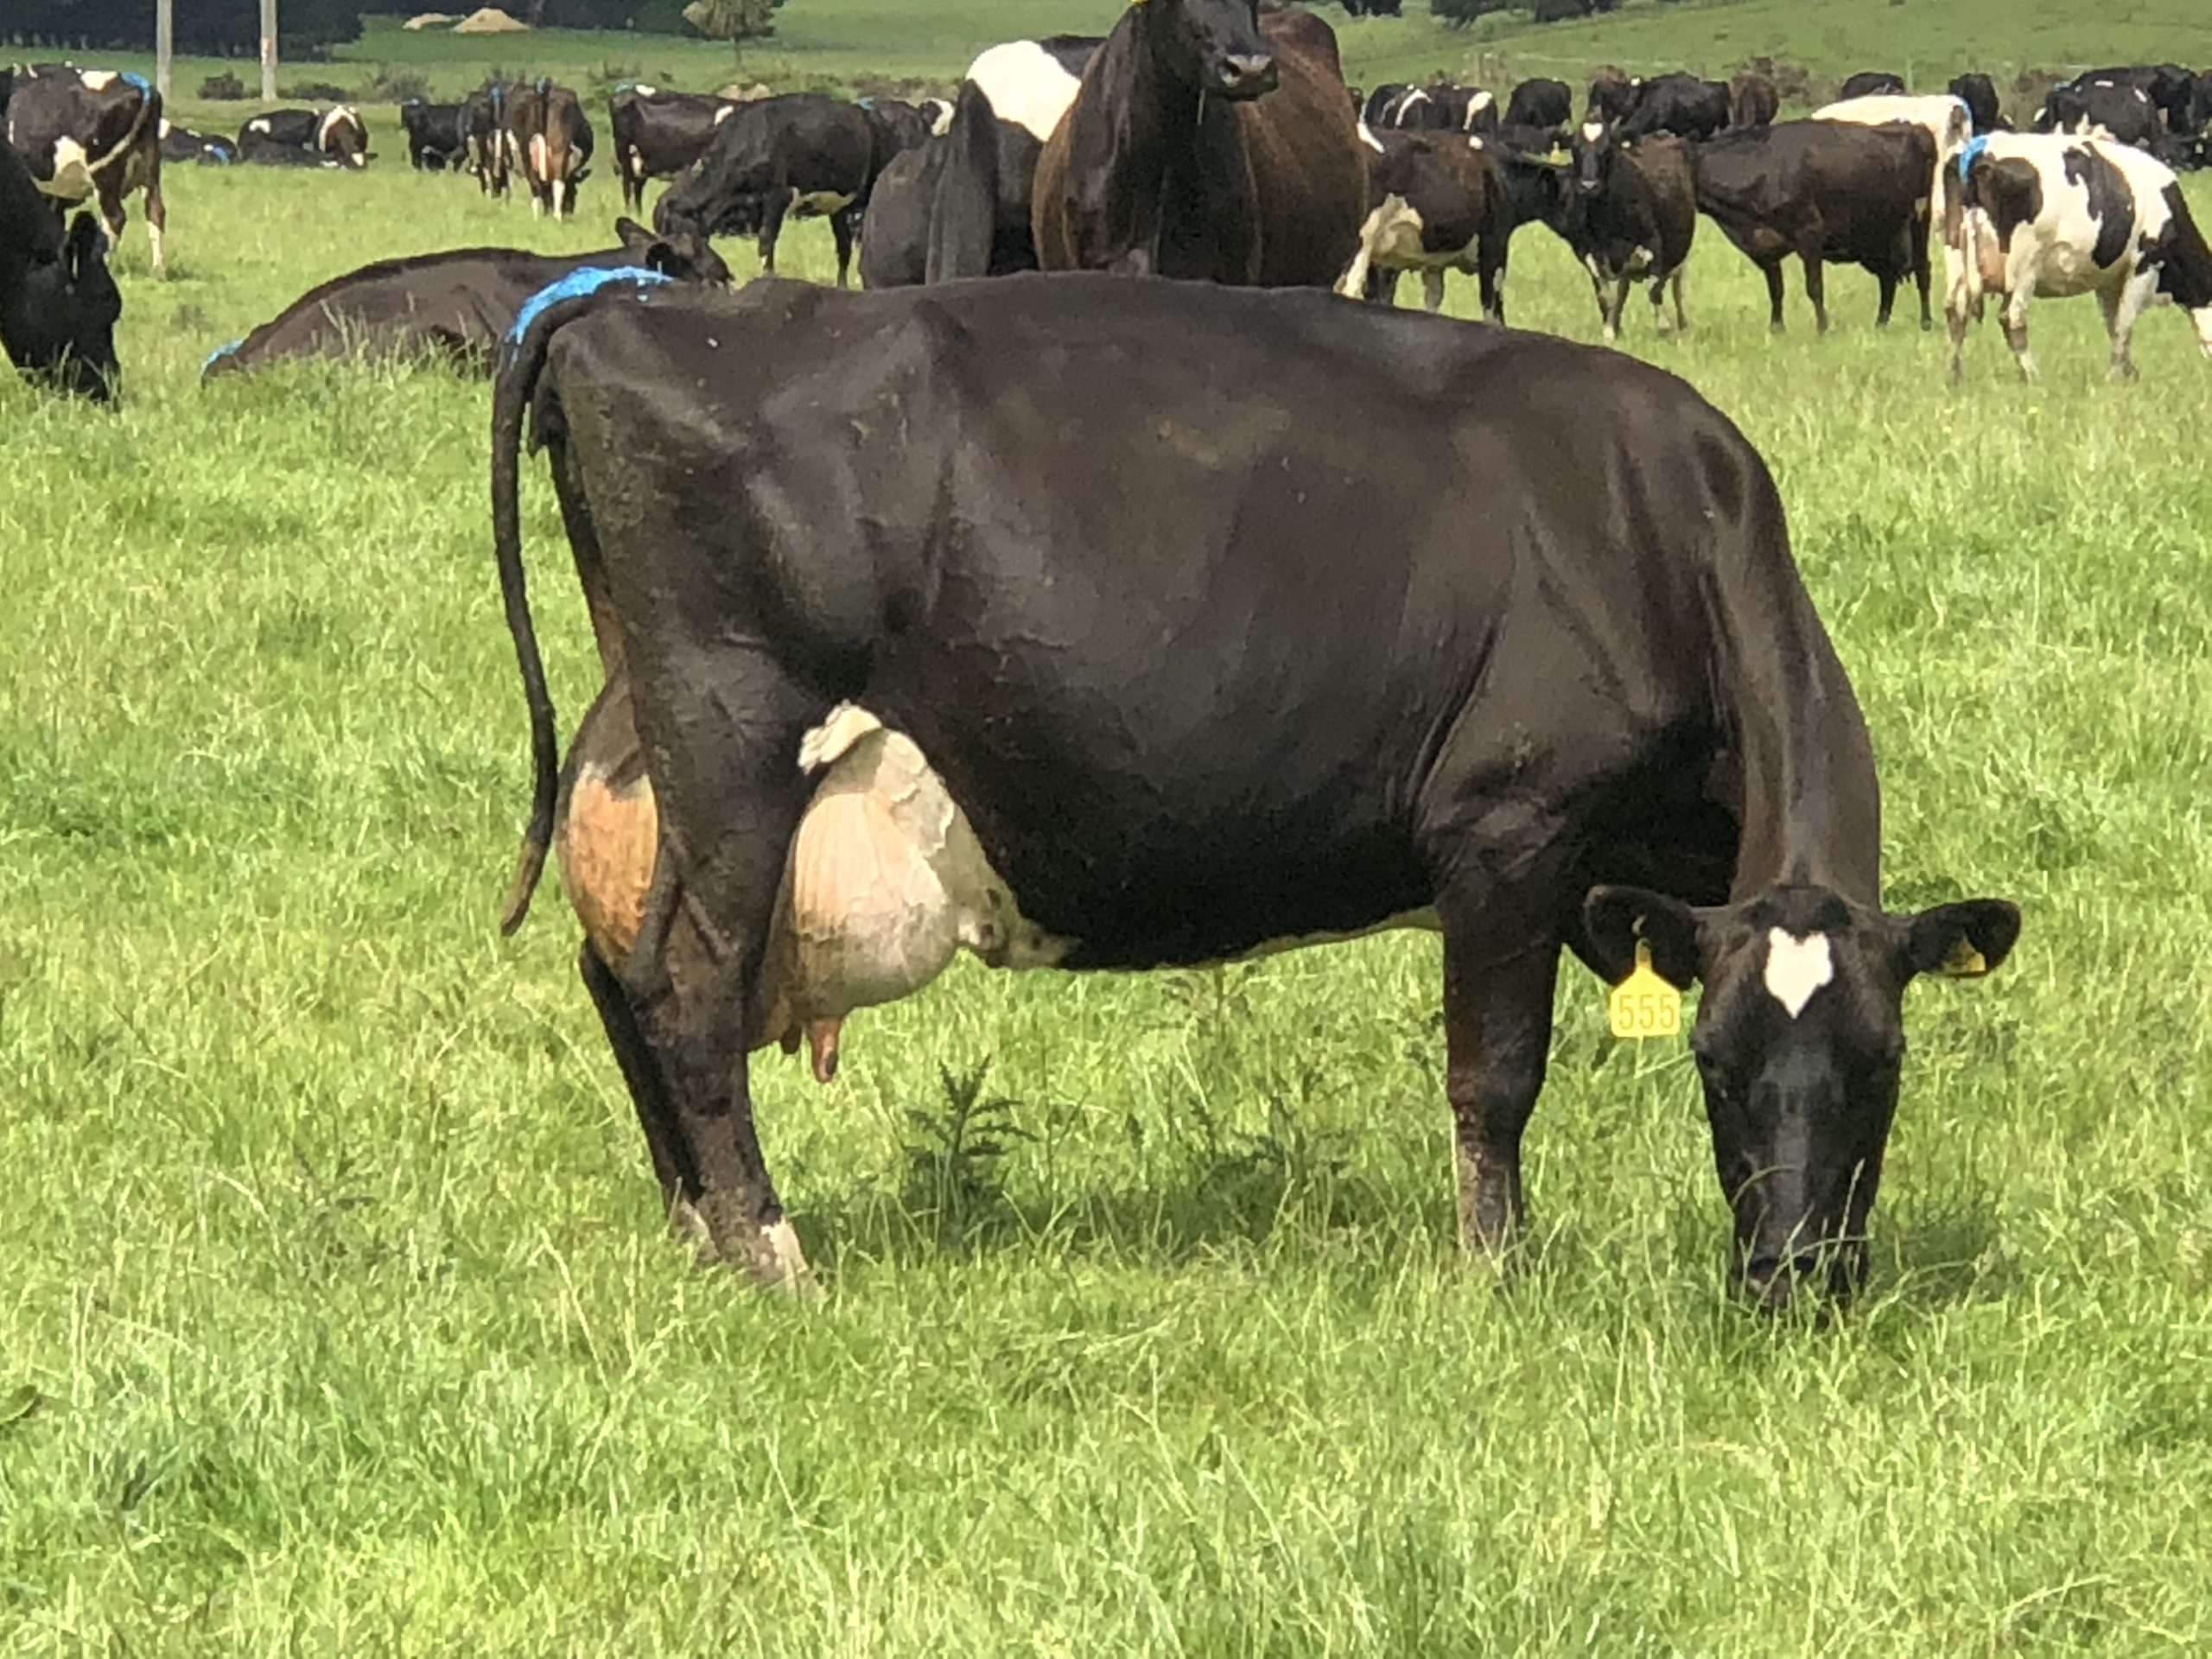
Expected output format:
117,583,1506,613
1585,881,2020,1310
1570,118,1617,198
2,211,122,403
1144,0,1276,101
614,215,732,284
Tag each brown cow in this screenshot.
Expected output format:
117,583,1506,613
1732,72,1780,129
1031,0,1366,286
505,78,594,219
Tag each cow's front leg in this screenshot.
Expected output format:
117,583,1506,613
831,205,859,289
1440,923,1561,1256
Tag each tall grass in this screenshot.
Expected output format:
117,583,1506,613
3,111,2211,1655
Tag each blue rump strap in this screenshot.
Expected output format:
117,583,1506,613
506,265,673,347
1957,134,1991,181
122,71,149,92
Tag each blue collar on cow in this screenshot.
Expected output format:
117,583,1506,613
123,71,149,92
507,265,674,351
204,339,243,369
1957,134,1990,180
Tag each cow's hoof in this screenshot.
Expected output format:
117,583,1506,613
668,1195,717,1264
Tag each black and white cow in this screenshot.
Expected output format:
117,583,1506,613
1838,71,1908,100
1365,82,1496,134
1947,73,2003,136
925,36,1099,280
2060,64,2200,135
1,120,121,398
1336,126,1513,318
488,272,2022,1306
2035,79,2161,150
466,81,511,194
1547,122,1696,340
653,93,897,286
608,85,738,212
506,79,593,219
4,64,166,278
159,120,238,167
1944,132,2212,381
400,99,471,171
239,106,370,168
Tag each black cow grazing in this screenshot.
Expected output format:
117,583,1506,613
1943,132,2212,382
1839,72,1907,99
608,85,734,212
1548,124,1695,340
239,106,370,168
2036,79,2161,151
1335,128,1512,318
466,81,511,194
858,142,933,288
1694,120,1936,332
1731,72,1780,130
1616,73,1733,141
925,36,1100,281
159,120,237,167
204,219,727,380
488,272,2022,1305
0,129,120,399
1587,73,1637,125
653,93,893,287
1032,0,1368,287
400,99,471,171
1948,73,2002,135
506,79,592,219
860,97,940,155
1504,77,1570,130
4,65,166,278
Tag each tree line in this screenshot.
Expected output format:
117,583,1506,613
0,1,767,57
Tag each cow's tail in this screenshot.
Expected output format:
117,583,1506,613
925,79,999,282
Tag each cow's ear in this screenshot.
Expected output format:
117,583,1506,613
613,215,650,249
1900,899,2021,980
63,212,105,282
1583,885,1703,989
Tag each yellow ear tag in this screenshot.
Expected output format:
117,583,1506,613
1608,938,1682,1039
1940,938,1987,977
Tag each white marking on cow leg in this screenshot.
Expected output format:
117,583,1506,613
2002,287,2037,380
2105,270,2153,381
2191,306,2212,362
146,219,165,280
1422,270,1446,311
1764,930,1834,1019
552,176,569,218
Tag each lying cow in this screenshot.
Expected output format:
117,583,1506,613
608,85,736,212
507,79,593,218
490,271,2020,1307
1694,120,1936,331
400,99,470,171
203,219,726,379
1336,128,1513,318
160,120,237,166
4,64,167,278
1,123,121,399
1944,132,2212,382
655,93,896,285
239,106,370,168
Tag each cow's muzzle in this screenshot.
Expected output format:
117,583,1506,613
1217,54,1277,99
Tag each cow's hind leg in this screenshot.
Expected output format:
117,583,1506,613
1762,260,1786,332
1421,269,1447,313
2001,288,2038,381
578,941,711,1255
2101,276,2154,382
140,168,167,281
1802,254,1831,334
831,206,861,289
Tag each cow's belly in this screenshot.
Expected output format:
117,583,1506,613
2026,232,2110,296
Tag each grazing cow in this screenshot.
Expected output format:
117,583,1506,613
3,65,166,278
1587,73,1637,125
159,120,237,166
1032,0,1368,288
1614,73,1734,142
859,142,933,289
654,94,893,286
203,219,726,379
1504,77,1571,131
858,97,940,155
1335,127,1512,318
608,85,736,212
1731,73,1780,130
925,36,1100,281
400,99,471,171
506,79,592,219
1547,123,1695,340
240,106,370,168
2063,64,2200,134
466,81,511,194
1944,132,2212,382
1948,73,2002,135
488,271,2021,1305
1694,120,1936,332
2036,79,2161,150
1839,72,1907,100
0,130,120,399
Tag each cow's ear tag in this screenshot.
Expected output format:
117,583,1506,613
1609,938,1682,1039
1940,938,1988,977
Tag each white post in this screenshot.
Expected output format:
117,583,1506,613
156,0,174,101
260,0,279,103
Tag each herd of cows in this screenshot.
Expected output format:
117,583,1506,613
9,0,2211,1308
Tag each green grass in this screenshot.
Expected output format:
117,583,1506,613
7,78,2212,1657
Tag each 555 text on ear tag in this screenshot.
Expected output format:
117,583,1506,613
1608,939,1681,1039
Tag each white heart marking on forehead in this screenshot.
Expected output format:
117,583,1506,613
1764,929,1834,1020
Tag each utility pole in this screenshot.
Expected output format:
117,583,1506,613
156,0,174,101
260,0,279,103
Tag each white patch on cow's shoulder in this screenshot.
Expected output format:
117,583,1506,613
967,39,1084,143
1581,119,1605,142
247,117,271,135
1358,119,1385,153
634,82,658,97
79,70,118,91
1764,929,1834,1019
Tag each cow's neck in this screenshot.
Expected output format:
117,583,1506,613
1090,8,1217,269
1722,628,1883,907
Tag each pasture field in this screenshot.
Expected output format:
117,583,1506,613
8,109,2212,1658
